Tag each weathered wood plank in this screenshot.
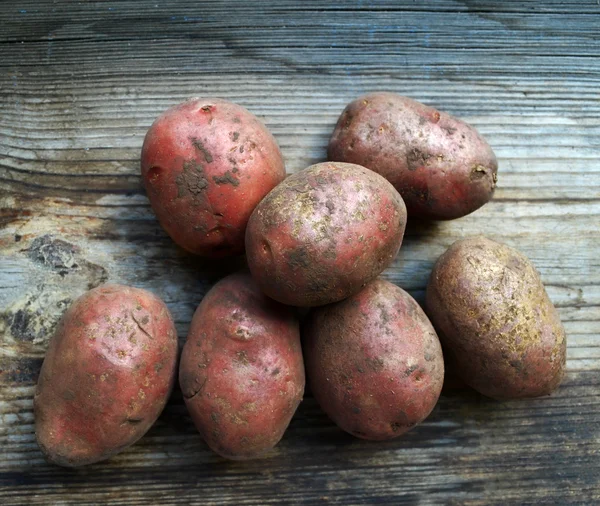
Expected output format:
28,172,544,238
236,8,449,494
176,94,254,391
1,0,599,504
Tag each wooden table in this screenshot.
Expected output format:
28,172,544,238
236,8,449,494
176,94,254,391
1,1,599,504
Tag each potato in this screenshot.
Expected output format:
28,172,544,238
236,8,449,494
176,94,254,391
245,161,407,307
328,92,498,220
426,236,566,399
179,272,305,460
303,279,444,440
141,98,285,257
34,284,178,467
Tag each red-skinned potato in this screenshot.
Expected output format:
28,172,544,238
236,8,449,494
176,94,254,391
179,272,305,460
426,236,566,399
328,92,498,220
303,279,444,440
141,98,285,257
34,284,178,467
245,161,407,307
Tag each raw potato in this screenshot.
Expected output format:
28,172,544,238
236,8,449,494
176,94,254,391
34,284,178,467
303,279,444,440
141,98,285,257
328,92,498,220
179,272,305,460
426,236,566,399
245,161,407,307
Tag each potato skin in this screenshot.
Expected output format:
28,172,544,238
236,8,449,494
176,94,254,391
426,236,566,399
141,98,285,257
245,162,407,307
303,279,444,440
34,284,178,467
179,272,305,460
328,92,498,220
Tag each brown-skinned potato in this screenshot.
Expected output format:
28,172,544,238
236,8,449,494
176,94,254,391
141,98,285,257
426,236,566,399
179,272,305,460
328,92,498,220
245,161,407,307
34,284,178,467
303,279,444,440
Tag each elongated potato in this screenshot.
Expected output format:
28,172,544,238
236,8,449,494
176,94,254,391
426,236,566,399
34,284,178,467
141,98,285,257
245,161,407,307
179,272,305,460
303,279,444,440
328,92,498,220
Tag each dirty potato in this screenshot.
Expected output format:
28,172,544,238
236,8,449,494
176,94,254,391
303,279,444,440
328,92,498,220
34,284,178,467
179,272,305,460
245,161,407,307
426,236,566,399
141,98,285,256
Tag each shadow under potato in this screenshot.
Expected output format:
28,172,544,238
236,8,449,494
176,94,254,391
403,217,444,240
181,251,249,285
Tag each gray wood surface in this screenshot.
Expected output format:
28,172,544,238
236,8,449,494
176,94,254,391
1,1,599,504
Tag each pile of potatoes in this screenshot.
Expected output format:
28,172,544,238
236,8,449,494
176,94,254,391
34,94,566,466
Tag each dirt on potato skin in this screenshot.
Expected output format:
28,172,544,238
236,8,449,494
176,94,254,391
425,236,566,400
245,161,407,307
34,284,178,467
141,98,285,257
179,272,305,460
303,278,444,440
328,92,498,220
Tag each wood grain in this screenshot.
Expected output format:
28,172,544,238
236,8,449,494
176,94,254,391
1,0,599,504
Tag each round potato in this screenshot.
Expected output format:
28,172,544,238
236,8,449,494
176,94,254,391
245,161,407,307
303,279,444,440
426,236,566,399
141,98,285,256
179,272,305,460
328,92,498,220
34,284,178,467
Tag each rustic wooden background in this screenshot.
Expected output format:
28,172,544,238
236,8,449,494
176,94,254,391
1,1,599,504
